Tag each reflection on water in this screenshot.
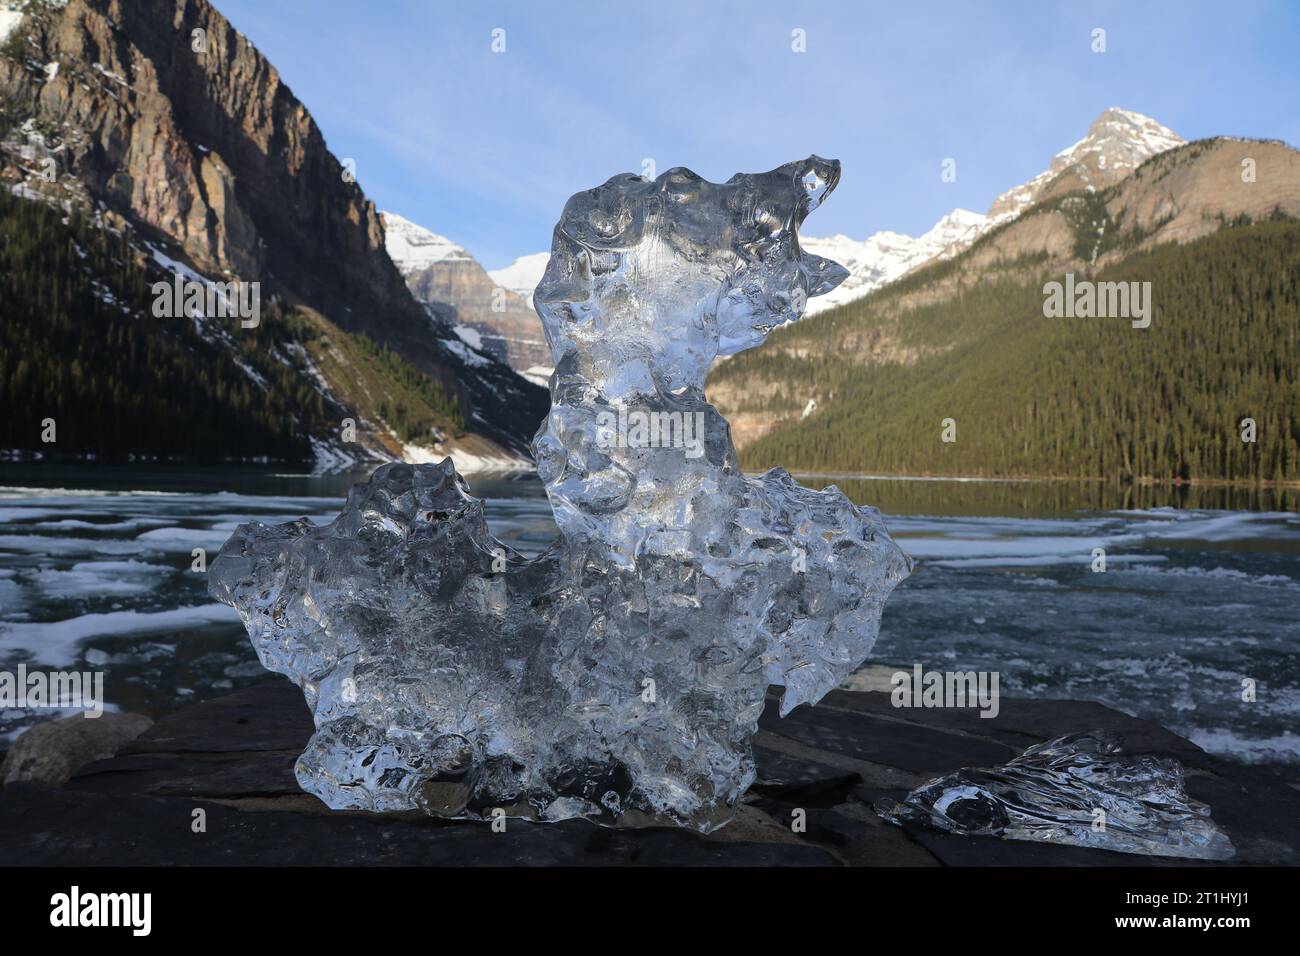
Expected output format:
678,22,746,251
799,473,1300,517
7,463,1293,516
0,463,1297,771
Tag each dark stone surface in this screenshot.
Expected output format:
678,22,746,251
898,827,1191,868
118,681,315,755
70,750,302,799
0,675,1295,866
751,744,862,806
1184,767,1300,865
0,784,837,867
818,689,1214,768
760,695,1018,773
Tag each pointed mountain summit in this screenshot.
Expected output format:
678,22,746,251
988,107,1185,222
381,212,474,272
801,108,1185,315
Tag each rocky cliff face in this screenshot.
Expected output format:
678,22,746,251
2,0,414,318
0,0,546,462
404,261,551,375
382,212,550,378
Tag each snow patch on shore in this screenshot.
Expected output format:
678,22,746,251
0,605,238,666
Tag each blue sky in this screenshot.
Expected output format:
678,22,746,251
218,0,1300,270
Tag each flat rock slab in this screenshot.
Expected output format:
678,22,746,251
760,695,1018,774
118,681,315,754
816,689,1215,769
0,676,1295,866
69,750,302,800
0,784,837,867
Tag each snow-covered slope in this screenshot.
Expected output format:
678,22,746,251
0,6,26,44
802,208,988,315
802,108,1184,316
380,210,472,273
488,252,549,308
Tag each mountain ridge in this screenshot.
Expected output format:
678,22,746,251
0,0,546,468
488,251,549,308
380,210,551,382
708,132,1300,483
479,109,1189,321
800,107,1187,315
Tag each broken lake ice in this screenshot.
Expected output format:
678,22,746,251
209,156,914,830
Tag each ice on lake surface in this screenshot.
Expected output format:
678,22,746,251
1,474,1297,768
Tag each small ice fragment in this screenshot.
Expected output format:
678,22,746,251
876,730,1235,860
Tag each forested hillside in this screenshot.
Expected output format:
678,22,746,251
0,190,463,462
718,215,1300,484
0,0,545,464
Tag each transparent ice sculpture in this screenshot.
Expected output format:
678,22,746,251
876,731,1235,860
210,157,913,830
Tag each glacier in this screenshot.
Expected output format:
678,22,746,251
209,156,913,830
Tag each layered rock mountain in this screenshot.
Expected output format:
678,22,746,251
935,136,1300,276
0,0,546,468
799,108,1186,315
381,212,551,384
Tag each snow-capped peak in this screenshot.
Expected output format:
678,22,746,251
1044,108,1184,181
988,108,1184,221
916,208,988,249
1078,107,1184,163
0,4,25,44
801,208,989,316
380,211,472,274
801,109,1183,317
487,251,549,307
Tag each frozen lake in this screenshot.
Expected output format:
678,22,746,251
1,465,1297,767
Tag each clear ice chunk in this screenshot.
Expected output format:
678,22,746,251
209,157,912,830
875,731,1235,860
